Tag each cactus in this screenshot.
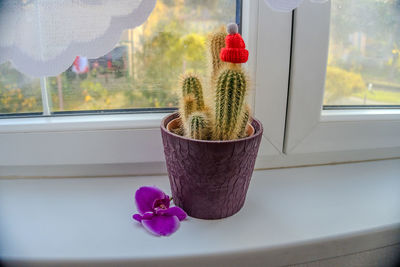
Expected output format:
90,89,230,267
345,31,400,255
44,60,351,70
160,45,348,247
174,23,252,141
179,74,208,137
187,112,209,140
181,74,204,111
236,105,251,139
208,28,227,84
214,68,247,140
181,95,195,120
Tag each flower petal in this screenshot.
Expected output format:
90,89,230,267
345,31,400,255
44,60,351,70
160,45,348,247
156,207,187,221
135,186,165,214
142,211,155,220
142,215,180,236
132,214,143,222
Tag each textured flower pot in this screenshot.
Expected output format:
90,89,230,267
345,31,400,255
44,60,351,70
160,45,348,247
160,112,263,219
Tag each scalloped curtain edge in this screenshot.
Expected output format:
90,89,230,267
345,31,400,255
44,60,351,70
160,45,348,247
0,0,156,77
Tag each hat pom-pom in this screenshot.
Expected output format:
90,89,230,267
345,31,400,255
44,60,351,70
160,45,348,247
227,23,238,35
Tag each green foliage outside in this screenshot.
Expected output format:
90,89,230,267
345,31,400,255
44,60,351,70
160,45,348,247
0,63,42,113
324,66,366,104
0,84,40,113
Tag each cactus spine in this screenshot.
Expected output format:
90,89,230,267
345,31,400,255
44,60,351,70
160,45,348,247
214,68,247,140
188,112,209,140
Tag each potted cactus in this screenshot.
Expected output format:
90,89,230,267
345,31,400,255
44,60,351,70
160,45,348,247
160,23,263,219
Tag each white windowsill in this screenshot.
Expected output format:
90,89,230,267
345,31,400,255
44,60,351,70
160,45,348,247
1,159,399,266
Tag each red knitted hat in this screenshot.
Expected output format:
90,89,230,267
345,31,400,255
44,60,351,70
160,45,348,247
220,24,249,64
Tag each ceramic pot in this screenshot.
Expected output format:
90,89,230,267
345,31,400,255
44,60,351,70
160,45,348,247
160,112,263,219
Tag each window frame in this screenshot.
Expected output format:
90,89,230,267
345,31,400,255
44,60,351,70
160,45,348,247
283,0,400,159
243,0,293,167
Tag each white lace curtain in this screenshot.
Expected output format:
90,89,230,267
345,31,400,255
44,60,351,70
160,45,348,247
0,0,156,77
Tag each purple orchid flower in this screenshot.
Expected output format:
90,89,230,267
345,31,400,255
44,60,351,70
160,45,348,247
132,186,187,236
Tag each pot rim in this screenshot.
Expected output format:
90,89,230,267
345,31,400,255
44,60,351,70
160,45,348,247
161,112,263,144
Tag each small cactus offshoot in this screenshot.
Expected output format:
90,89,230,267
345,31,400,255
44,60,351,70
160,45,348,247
179,74,207,137
181,95,195,120
187,112,209,140
181,74,205,111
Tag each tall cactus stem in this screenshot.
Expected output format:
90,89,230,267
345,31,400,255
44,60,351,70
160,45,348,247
214,68,247,140
208,28,227,85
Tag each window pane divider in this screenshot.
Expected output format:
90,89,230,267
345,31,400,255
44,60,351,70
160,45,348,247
40,76,51,116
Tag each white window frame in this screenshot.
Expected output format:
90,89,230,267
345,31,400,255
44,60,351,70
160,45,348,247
243,0,292,167
284,0,400,163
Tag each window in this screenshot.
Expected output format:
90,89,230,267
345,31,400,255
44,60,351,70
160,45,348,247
1,0,399,176
324,0,400,106
0,0,238,116
284,0,400,163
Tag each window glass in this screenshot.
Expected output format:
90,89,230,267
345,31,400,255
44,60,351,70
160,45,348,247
0,0,238,115
0,62,42,114
324,0,400,106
